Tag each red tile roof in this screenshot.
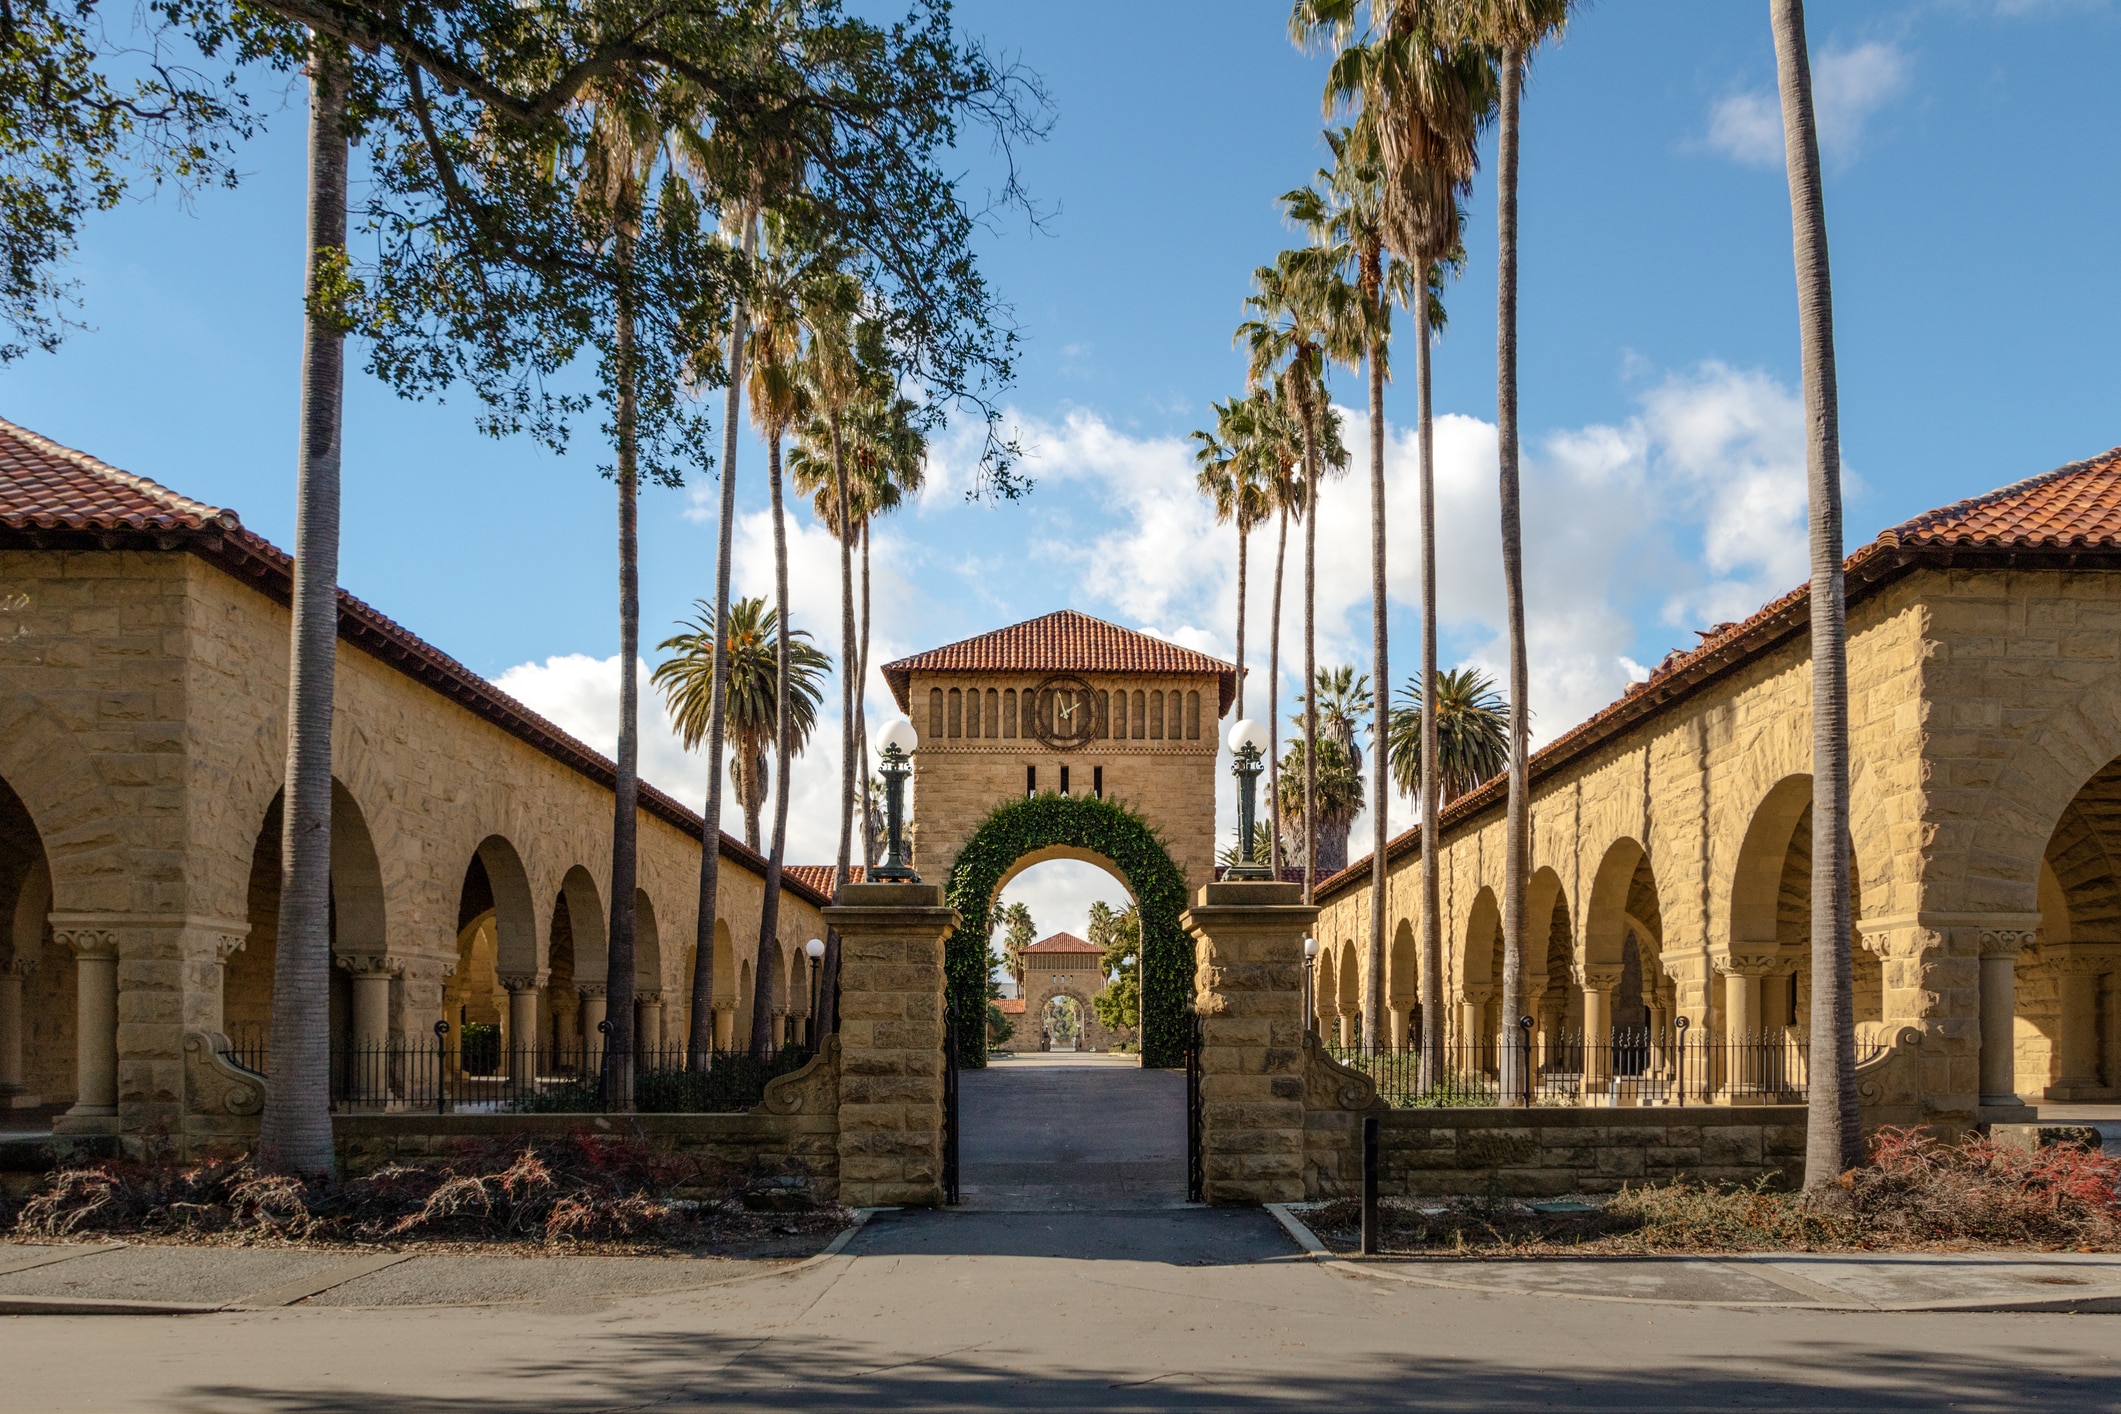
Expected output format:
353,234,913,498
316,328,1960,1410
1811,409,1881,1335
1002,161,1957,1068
1025,930,1101,954
0,419,239,533
0,417,826,909
1317,443,2121,903
781,865,865,896
882,610,1238,717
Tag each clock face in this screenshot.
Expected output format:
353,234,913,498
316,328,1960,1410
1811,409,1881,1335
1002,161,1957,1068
1031,674,1101,751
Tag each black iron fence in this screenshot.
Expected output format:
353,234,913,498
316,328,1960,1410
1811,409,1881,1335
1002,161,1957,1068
219,1035,816,1115
1324,1027,1885,1109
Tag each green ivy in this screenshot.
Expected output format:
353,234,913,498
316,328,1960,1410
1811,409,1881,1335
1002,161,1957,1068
943,792,1192,1069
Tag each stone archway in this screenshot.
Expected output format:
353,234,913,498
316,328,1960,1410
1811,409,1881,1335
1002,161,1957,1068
944,793,1190,1067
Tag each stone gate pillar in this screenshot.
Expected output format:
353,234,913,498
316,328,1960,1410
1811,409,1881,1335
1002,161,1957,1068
1181,881,1315,1206
824,882,960,1209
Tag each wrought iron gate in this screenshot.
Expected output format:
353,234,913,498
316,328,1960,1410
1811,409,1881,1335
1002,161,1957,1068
1184,1005,1204,1203
942,1002,962,1206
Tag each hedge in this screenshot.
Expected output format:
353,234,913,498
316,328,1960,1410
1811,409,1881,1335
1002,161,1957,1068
942,791,1191,1068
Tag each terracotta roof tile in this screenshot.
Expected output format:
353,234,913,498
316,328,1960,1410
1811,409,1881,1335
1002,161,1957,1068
782,865,865,896
1317,443,2121,901
0,418,828,909
1025,930,1101,954
882,610,1238,717
0,417,240,532
1880,446,2121,551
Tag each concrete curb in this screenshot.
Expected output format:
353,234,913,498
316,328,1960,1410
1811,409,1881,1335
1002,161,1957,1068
1264,1204,2121,1314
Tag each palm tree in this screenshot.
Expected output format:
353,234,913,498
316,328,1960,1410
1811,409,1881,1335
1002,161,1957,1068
564,63,671,1108
653,596,830,849
1283,122,1419,1042
1255,388,1308,873
999,900,1035,993
258,46,351,1178
1458,0,1572,1105
1386,666,1511,804
1277,734,1364,876
845,390,926,870
1312,2,1494,1087
1308,664,1374,769
685,215,812,1064
1191,396,1271,721
1770,0,1858,1186
1239,252,1354,903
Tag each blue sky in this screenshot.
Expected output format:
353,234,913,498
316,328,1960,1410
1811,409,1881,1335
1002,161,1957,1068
6,0,2119,941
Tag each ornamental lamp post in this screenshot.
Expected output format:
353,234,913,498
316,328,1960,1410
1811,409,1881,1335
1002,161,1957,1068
804,937,825,1048
1303,934,1318,1036
1226,718,1271,880
873,717,920,883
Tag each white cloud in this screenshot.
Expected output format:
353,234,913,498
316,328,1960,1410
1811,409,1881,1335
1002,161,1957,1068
1706,41,1912,169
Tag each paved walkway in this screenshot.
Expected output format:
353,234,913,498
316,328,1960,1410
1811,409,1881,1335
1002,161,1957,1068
0,1064,2116,1408
960,1052,1186,1211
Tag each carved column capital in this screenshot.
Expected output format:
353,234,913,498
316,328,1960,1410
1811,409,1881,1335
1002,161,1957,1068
1979,928,2037,960
1459,984,1494,1006
52,928,119,961
636,989,663,1006
576,982,608,1001
498,971,549,994
1716,950,1780,978
2051,947,2121,976
0,954,35,979
1576,966,1623,993
334,953,405,978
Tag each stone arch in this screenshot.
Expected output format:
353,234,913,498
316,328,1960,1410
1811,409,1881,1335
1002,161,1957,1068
634,889,662,994
944,793,1189,1066
470,837,539,976
223,779,390,1052
0,694,128,915
1957,689,2121,917
1731,776,1814,957
1584,839,1650,974
557,867,608,983
1313,945,1337,1037
1335,937,1360,1042
1461,887,1501,993
2018,756,2121,1099
735,957,756,1050
1388,917,1417,1033
0,772,69,1105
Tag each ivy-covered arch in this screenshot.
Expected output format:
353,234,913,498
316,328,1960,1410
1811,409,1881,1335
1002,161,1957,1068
945,792,1191,1068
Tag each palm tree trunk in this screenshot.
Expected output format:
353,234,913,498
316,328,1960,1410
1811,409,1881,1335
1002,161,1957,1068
819,414,856,1040
1365,332,1387,1047
858,519,875,870
259,44,347,1178
1416,281,1445,1094
1235,517,1249,722
1772,0,1859,1185
738,748,764,852
1495,50,1531,1105
688,214,758,1068
1303,437,1319,910
753,429,795,1062
1268,500,1289,876
604,224,644,1110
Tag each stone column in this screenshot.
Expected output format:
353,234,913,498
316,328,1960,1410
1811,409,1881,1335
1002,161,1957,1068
1977,928,2034,1109
579,983,607,1075
338,954,401,1103
825,882,959,1209
1458,984,1493,1059
501,971,546,1089
1580,968,1618,1095
713,1005,735,1051
54,928,118,1122
637,991,664,1058
1181,881,1315,1206
1714,953,1775,1100
0,957,33,1105
1387,1006,1408,1049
